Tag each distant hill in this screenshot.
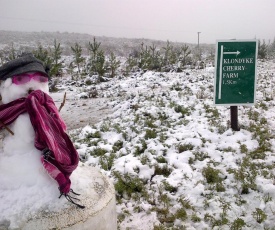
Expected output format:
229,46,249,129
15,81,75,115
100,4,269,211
0,30,214,57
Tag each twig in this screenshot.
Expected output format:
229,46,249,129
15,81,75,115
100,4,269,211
0,120,14,135
59,92,67,112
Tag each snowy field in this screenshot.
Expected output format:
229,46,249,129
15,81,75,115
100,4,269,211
0,58,275,230
54,60,274,229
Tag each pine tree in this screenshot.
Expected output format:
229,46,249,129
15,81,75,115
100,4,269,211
50,39,64,77
87,38,106,76
258,39,268,59
95,50,106,76
0,51,4,65
33,44,49,62
108,52,121,78
71,43,85,78
161,40,177,71
139,43,151,69
148,44,159,70
8,43,17,61
33,44,52,72
88,37,101,62
125,55,138,75
180,44,191,67
162,40,173,66
267,37,275,58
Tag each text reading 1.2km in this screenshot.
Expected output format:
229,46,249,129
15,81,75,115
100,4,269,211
223,79,237,85
214,40,257,105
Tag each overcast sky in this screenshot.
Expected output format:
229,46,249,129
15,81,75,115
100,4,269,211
0,0,274,44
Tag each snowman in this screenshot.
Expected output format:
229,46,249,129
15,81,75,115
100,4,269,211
0,54,85,228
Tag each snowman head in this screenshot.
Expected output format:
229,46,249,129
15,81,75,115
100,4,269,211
0,54,50,103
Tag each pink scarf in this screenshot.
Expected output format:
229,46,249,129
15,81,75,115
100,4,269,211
0,90,79,194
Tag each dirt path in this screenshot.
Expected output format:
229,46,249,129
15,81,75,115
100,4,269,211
51,91,112,131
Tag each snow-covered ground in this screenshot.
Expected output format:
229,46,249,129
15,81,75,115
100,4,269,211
49,59,275,229
2,58,275,229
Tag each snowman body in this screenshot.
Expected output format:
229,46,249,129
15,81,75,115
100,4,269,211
0,77,66,228
0,74,117,230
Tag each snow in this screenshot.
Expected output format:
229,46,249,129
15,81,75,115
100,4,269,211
1,59,275,229
0,82,68,229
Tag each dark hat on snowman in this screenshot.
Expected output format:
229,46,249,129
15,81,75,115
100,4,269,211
0,53,49,81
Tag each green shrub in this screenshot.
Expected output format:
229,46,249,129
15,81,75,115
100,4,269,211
162,180,177,193
145,129,157,139
252,208,267,223
112,140,124,153
202,166,222,184
156,156,167,164
99,153,116,170
114,171,145,199
89,147,107,157
175,208,187,221
174,105,191,117
134,139,147,156
177,143,194,153
240,144,248,153
193,151,210,161
230,218,246,230
86,131,101,139
154,164,172,177
191,213,201,222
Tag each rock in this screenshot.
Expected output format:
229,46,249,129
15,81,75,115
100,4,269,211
20,165,117,230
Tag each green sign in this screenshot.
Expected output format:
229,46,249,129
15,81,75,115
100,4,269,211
214,40,258,105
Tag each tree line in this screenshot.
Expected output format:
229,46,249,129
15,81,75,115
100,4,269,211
0,37,273,79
